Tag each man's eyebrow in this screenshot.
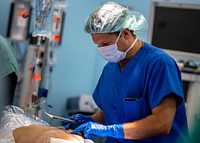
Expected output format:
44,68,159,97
99,40,111,45
97,42,110,47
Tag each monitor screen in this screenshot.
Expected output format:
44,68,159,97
148,1,200,61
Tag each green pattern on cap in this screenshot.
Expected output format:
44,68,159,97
84,2,148,34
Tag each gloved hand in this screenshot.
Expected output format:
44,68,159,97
71,121,124,139
61,114,94,130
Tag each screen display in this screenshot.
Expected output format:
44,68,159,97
152,6,200,54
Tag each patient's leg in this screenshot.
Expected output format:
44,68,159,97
13,125,84,143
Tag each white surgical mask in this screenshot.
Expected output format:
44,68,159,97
98,31,138,62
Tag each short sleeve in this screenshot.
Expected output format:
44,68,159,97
148,60,184,110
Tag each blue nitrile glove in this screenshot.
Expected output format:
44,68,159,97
61,114,94,130
71,121,124,139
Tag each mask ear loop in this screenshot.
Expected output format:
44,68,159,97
115,30,123,44
125,30,138,53
125,37,138,53
116,29,136,44
119,29,138,53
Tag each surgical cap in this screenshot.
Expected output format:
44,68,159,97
84,2,148,34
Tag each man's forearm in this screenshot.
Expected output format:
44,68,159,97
91,110,105,124
124,114,169,139
124,95,177,139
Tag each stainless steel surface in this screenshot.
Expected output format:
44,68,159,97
43,110,76,123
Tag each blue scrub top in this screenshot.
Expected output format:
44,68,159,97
93,42,189,143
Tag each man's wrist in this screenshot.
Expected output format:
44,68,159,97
107,124,124,138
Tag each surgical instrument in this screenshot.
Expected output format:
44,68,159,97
43,110,76,123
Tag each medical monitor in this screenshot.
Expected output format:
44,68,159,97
148,0,200,62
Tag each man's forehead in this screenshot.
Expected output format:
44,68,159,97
91,33,114,44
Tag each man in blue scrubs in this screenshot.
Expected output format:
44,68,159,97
62,2,189,143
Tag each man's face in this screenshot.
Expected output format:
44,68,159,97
91,33,125,52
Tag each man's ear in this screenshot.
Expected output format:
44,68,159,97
122,28,132,40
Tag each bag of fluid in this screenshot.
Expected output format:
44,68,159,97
32,0,53,38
